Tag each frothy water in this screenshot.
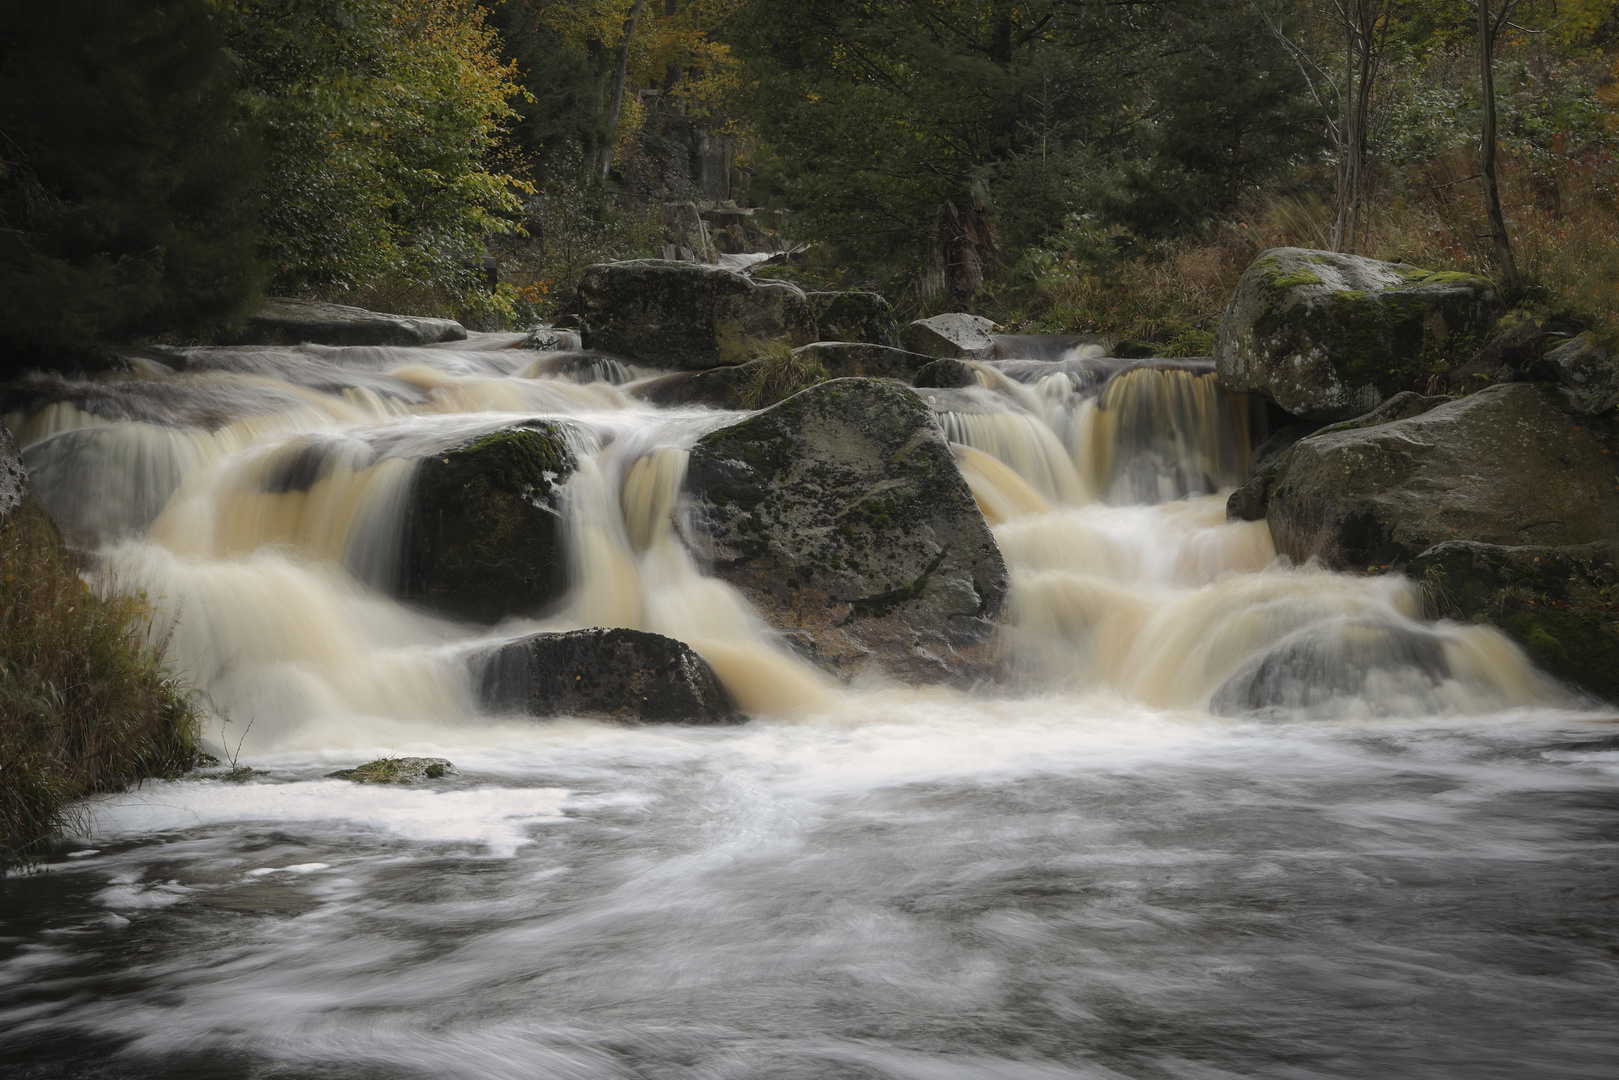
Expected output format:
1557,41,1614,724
3,334,1615,1077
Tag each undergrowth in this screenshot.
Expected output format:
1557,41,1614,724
1,498,200,870
740,343,827,410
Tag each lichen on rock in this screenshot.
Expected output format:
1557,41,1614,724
683,377,1008,683
1261,383,1619,569
575,260,816,369
1214,248,1497,421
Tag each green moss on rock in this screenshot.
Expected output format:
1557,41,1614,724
400,423,576,624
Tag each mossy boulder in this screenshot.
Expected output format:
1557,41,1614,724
683,377,1008,683
400,423,576,623
1543,333,1619,416
1214,248,1498,421
1262,383,1619,569
329,757,457,783
231,298,467,347
575,260,816,369
792,342,937,381
1408,541,1619,702
900,313,998,361
474,627,740,723
805,290,900,346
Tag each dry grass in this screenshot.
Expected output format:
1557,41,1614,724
1,498,199,869
1017,144,1619,350
740,343,828,410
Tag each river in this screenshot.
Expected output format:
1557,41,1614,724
2,334,1615,1078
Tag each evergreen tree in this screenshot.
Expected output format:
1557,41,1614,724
0,0,262,369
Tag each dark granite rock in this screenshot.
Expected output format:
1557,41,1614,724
683,377,1008,683
475,627,740,723
231,298,467,347
400,423,576,623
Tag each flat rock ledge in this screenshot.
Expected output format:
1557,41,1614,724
474,628,741,724
329,757,458,784
232,298,468,348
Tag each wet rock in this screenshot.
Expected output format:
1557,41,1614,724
0,421,28,522
400,423,576,623
1211,619,1454,717
1408,540,1619,703
231,298,467,348
1263,383,1619,570
805,291,900,346
1214,248,1498,421
575,260,816,369
684,377,1008,683
520,326,583,351
329,757,457,784
792,342,937,381
900,313,998,361
1543,333,1619,415
475,627,740,723
636,365,753,410
912,358,977,389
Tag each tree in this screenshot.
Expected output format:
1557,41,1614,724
1470,0,1522,286
1258,0,1394,252
225,0,528,298
0,0,262,367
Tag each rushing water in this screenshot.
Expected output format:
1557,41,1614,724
2,334,1615,1078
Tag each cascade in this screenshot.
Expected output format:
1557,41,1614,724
4,333,1568,749
3,329,1607,1080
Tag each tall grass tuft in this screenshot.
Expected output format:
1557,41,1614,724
1,498,199,870
740,343,828,410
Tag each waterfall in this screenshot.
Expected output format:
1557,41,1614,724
4,333,1571,756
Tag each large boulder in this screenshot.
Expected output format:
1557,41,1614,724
805,291,900,346
231,298,467,347
575,260,816,369
400,423,576,623
1543,332,1619,415
1214,248,1498,421
792,342,937,381
683,378,1008,682
1260,383,1619,570
475,628,739,723
900,313,998,360
1408,541,1619,702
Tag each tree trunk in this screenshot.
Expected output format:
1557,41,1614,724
1477,0,1521,288
599,0,647,182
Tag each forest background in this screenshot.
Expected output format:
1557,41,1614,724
1,0,1616,370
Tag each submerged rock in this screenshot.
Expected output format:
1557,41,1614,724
400,423,576,623
475,627,739,723
1214,248,1497,421
1212,619,1453,717
805,290,900,346
1262,383,1619,570
684,377,1008,682
329,757,457,784
1408,540,1619,702
575,260,816,369
231,298,467,347
900,313,998,361
1543,333,1619,415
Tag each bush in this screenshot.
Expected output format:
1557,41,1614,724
1,499,199,870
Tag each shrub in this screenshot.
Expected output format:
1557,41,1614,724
0,499,199,870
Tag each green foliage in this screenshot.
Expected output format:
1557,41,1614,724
225,0,530,300
0,0,262,372
1,500,200,870
740,342,827,410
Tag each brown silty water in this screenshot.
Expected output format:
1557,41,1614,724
0,333,1613,1079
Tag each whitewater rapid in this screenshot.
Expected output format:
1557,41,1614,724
2,332,1614,1078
